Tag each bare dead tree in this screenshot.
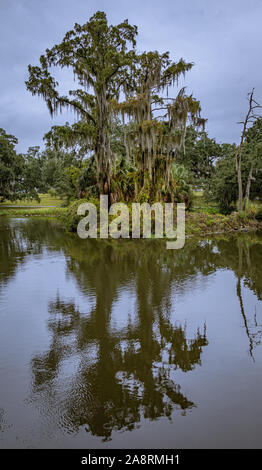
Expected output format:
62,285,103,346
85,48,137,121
236,238,255,360
236,89,262,211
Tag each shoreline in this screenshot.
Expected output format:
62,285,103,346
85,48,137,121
1,206,262,240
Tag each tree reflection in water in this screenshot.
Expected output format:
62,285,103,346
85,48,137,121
236,237,262,360
1,219,262,440
31,296,207,439
30,235,209,440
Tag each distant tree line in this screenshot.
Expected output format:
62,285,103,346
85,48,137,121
1,112,262,211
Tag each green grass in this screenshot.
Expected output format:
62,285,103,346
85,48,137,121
191,192,262,217
192,190,204,197
191,192,220,215
0,207,66,218
0,193,63,207
0,193,65,218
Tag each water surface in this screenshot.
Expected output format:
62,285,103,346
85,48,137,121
0,217,262,448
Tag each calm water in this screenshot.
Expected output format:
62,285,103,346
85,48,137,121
0,217,262,449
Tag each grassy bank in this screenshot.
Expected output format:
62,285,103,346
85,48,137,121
185,211,262,237
0,193,65,218
0,207,66,218
0,193,63,207
1,192,262,238
187,192,262,236
61,195,262,237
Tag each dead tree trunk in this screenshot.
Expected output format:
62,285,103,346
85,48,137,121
236,89,262,212
236,91,254,211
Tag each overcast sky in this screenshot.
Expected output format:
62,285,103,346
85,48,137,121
1,0,262,153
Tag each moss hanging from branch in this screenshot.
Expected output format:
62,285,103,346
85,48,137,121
26,11,138,197
112,51,205,200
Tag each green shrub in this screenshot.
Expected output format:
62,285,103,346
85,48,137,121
244,202,258,219
48,187,57,198
63,198,100,232
255,208,262,221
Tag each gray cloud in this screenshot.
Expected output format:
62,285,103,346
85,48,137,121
1,0,262,152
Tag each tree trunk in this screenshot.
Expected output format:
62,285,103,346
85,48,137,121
235,89,258,213
243,164,254,211
236,150,243,211
95,86,112,197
